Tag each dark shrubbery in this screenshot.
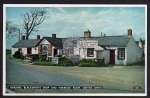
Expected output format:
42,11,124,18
33,56,72,66
33,58,107,67
55,54,62,57
13,51,23,59
25,54,39,61
39,54,47,61
57,60,72,66
47,57,52,61
78,59,106,67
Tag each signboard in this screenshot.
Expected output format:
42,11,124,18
42,45,48,54
52,57,59,64
85,40,98,48
77,40,98,48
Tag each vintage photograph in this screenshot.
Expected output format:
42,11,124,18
3,4,147,96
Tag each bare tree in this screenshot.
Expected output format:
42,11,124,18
6,21,20,39
21,8,47,40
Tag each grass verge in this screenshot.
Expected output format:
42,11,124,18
6,53,23,62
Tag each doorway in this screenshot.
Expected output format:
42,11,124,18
110,50,115,64
54,49,57,57
27,48,32,54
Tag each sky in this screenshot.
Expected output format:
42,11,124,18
5,5,146,49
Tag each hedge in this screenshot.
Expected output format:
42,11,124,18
78,59,106,67
25,54,39,61
39,54,47,61
13,51,23,59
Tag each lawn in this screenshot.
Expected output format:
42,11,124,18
37,65,145,93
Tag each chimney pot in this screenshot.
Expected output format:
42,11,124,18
37,35,40,39
104,34,106,37
52,34,56,38
84,29,91,38
127,28,132,36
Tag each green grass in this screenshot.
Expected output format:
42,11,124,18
37,65,145,93
33,61,53,66
6,53,22,62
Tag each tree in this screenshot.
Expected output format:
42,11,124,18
6,21,19,38
21,8,47,40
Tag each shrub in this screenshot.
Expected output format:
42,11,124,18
39,54,47,61
78,59,106,67
33,56,72,66
13,51,23,59
55,54,62,57
59,57,67,62
47,57,52,61
25,54,39,61
58,60,72,66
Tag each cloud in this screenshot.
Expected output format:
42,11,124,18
53,7,66,13
6,7,145,48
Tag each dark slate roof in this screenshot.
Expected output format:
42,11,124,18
44,37,67,49
12,35,132,49
12,39,41,48
82,36,131,47
43,36,131,48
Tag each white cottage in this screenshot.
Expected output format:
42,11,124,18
37,34,65,57
79,29,143,65
11,29,143,65
11,35,41,56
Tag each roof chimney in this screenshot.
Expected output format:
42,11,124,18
101,32,102,37
104,34,106,37
84,29,91,38
21,35,25,40
127,28,132,37
52,34,56,38
37,35,40,39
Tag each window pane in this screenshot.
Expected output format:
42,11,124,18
118,48,125,59
87,48,94,57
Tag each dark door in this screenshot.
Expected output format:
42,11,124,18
54,49,57,56
27,48,32,54
110,50,115,64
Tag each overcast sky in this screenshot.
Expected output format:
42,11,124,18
5,5,146,49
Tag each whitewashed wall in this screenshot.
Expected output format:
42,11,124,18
58,49,63,55
106,47,127,65
127,38,142,64
50,46,62,57
39,38,62,57
32,47,38,54
12,47,38,56
39,38,50,45
11,48,18,56
103,50,110,65
22,48,27,55
11,48,27,56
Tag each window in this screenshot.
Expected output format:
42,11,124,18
118,48,125,60
87,48,94,57
42,45,48,54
